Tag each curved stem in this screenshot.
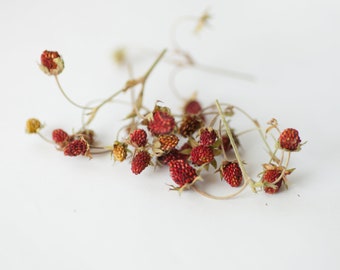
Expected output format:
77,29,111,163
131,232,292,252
54,75,94,110
192,182,248,200
273,152,291,185
37,131,54,144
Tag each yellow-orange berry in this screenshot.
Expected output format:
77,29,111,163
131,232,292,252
113,142,128,162
26,118,41,134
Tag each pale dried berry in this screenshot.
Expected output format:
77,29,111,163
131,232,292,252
221,162,242,187
199,128,217,146
262,169,283,194
131,151,151,175
113,142,128,162
179,115,202,137
279,128,301,151
169,160,197,187
130,129,147,147
148,110,175,136
158,149,186,165
158,134,179,151
40,50,64,75
26,118,41,134
52,129,69,144
64,139,89,157
190,145,214,166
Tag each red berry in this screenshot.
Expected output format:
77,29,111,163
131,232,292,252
199,128,217,146
130,129,147,147
221,162,243,187
184,99,203,115
40,50,64,75
279,128,301,151
131,151,151,175
63,139,89,157
190,145,214,166
262,169,283,194
148,110,175,136
52,129,69,144
169,160,197,187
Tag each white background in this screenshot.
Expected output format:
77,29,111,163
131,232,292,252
1,0,340,269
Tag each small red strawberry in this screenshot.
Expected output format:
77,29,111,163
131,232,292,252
262,169,283,194
131,151,151,175
40,50,64,75
221,161,242,187
52,129,69,145
190,145,214,166
148,110,175,136
168,159,197,187
199,128,217,146
184,99,203,115
63,138,89,157
129,129,148,147
279,128,301,151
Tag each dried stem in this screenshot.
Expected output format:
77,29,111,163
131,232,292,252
192,182,248,200
54,75,94,110
215,100,256,192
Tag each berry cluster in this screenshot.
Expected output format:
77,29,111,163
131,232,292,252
26,13,304,200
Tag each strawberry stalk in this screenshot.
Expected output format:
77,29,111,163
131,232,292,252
215,100,256,192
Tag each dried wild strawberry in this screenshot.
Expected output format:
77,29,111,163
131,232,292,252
131,151,151,175
148,110,175,136
113,142,128,162
40,50,64,75
199,128,217,146
279,128,301,151
262,169,283,194
52,129,69,145
157,149,186,165
130,129,148,147
190,145,214,166
158,134,179,151
64,139,89,157
179,115,202,137
221,162,242,187
184,99,203,115
169,160,197,187
26,118,41,134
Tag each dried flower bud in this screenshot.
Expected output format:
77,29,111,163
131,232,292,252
26,118,41,134
113,141,128,162
40,50,64,75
